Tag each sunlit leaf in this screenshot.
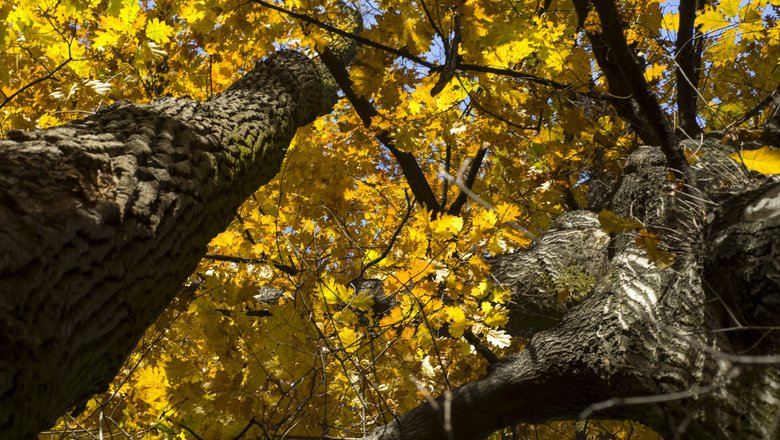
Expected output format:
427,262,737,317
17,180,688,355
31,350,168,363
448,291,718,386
730,146,780,174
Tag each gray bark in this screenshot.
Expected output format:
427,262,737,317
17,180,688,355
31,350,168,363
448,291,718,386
0,50,339,439
367,140,780,440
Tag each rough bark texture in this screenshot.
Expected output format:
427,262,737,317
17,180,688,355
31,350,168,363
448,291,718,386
0,50,339,439
366,139,780,440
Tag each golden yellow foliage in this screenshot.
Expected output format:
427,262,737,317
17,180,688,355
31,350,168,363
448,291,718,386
4,0,772,438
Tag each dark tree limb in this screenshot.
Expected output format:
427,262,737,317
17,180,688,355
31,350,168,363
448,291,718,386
447,147,487,216
431,13,462,97
419,0,447,46
675,0,705,137
462,329,499,365
317,47,442,213
364,145,780,440
572,0,696,186
457,62,572,90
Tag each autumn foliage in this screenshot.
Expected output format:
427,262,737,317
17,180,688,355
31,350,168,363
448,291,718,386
1,0,778,438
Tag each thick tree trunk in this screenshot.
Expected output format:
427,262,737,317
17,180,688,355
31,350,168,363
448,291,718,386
0,51,339,439
366,141,780,440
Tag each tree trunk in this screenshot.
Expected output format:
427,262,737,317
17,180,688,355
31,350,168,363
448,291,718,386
366,140,780,440
0,51,339,439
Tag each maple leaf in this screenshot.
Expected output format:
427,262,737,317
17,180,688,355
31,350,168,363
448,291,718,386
485,328,511,348
730,146,780,174
12,0,778,437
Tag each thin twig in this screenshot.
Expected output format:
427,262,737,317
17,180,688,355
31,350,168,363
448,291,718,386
360,192,415,277
205,254,299,275
0,58,71,110
726,87,780,130
250,0,436,69
439,165,539,242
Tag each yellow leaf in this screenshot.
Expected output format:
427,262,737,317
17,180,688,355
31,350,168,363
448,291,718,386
662,12,679,32
320,277,350,306
643,63,665,82
444,305,466,324
730,146,780,174
481,302,509,327
93,25,122,50
696,6,730,33
132,365,169,412
719,0,741,16
489,287,511,304
145,18,174,44
337,327,360,353
349,290,375,312
449,319,469,339
119,0,142,28
471,280,490,300
432,215,464,236
491,39,536,65
598,209,643,233
473,208,498,232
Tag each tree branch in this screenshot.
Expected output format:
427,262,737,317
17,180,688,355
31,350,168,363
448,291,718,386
0,58,71,111
317,47,442,213
250,0,436,69
447,147,487,216
462,329,499,365
726,87,780,130
419,0,446,46
572,0,695,185
457,62,572,90
675,0,704,136
441,141,452,207
204,254,299,276
0,49,344,437
360,193,415,277
431,13,461,97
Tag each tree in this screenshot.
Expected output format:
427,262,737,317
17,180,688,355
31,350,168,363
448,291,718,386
1,0,779,439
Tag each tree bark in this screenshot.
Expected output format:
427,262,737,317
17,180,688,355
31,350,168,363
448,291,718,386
0,50,339,439
365,140,780,440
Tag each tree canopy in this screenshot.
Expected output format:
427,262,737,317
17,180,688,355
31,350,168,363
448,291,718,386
1,0,779,438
